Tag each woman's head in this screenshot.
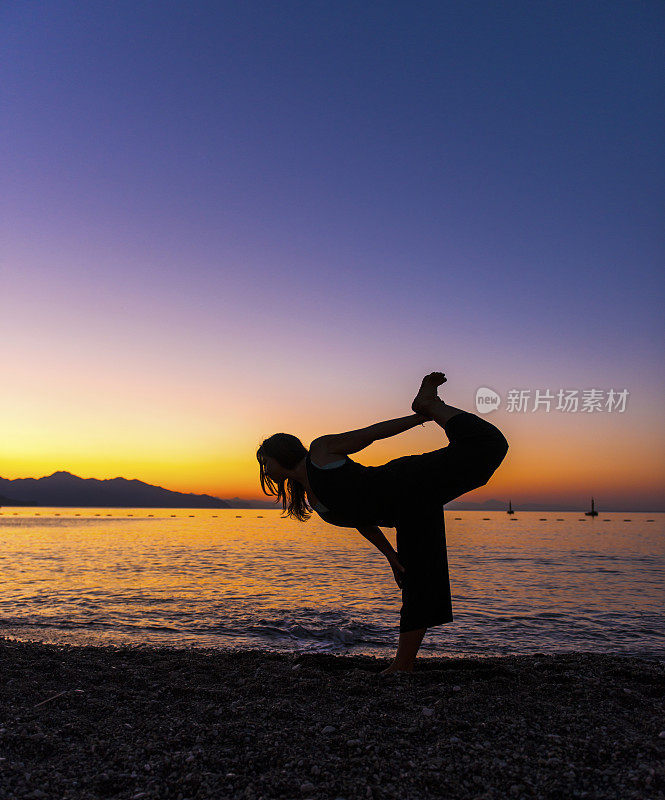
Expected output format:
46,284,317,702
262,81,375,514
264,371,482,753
256,433,312,522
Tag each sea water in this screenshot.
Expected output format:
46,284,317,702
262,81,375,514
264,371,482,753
0,508,662,659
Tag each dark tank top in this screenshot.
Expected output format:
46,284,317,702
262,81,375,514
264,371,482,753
305,452,397,528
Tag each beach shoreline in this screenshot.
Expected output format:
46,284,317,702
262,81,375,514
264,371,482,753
1,637,663,799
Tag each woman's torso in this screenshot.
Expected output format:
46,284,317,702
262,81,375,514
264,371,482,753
306,455,347,514
305,449,398,527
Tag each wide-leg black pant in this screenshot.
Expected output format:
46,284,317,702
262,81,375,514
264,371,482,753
379,411,509,632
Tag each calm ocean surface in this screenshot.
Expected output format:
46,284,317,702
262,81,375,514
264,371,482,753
0,508,663,659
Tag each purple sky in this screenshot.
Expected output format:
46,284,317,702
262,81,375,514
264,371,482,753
2,1,664,507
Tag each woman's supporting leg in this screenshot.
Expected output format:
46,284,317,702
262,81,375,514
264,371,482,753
396,626,428,670
381,627,428,673
391,503,453,668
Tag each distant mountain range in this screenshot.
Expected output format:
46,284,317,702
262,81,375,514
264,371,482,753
0,472,231,509
0,472,661,512
445,499,664,512
446,499,581,511
0,492,37,506
225,497,282,509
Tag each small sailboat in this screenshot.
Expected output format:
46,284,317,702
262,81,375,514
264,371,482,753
585,497,599,516
507,499,515,515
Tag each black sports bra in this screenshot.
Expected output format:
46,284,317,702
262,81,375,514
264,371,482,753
308,455,347,513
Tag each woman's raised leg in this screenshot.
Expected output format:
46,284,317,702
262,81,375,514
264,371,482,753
411,386,510,506
412,371,465,425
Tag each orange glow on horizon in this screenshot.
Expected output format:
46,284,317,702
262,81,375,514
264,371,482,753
2,409,664,508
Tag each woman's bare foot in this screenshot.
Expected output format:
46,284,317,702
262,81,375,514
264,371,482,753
378,663,413,675
411,372,447,419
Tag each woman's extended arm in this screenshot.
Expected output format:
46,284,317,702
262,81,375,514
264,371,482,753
322,413,428,456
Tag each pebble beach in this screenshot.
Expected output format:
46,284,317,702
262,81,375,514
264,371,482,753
1,638,664,800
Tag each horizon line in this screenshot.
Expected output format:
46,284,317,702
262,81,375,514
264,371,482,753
1,471,662,513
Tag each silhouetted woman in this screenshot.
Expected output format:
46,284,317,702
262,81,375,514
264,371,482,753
256,372,509,674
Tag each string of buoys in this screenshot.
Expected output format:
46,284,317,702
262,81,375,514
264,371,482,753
0,511,657,522
0,511,262,517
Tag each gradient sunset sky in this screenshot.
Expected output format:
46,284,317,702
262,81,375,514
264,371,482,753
2,1,664,509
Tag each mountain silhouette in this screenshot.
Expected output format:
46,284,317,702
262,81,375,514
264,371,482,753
0,471,231,508
0,492,36,507
1,476,660,512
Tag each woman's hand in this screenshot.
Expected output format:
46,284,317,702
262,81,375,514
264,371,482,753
388,553,406,588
